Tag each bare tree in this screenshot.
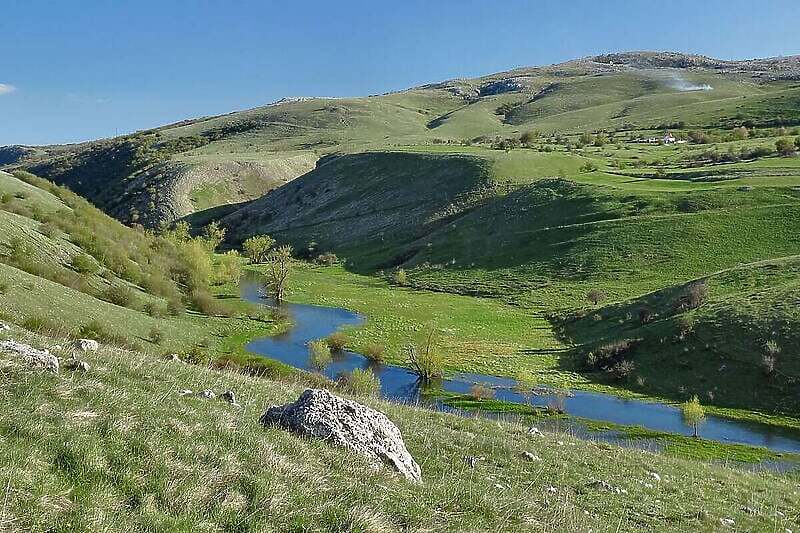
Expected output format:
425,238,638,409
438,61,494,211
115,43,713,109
586,289,607,306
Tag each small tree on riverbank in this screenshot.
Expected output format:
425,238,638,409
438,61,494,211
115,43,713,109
265,245,292,303
682,395,705,438
309,339,332,370
406,327,443,384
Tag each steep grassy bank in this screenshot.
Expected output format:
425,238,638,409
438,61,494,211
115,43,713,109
555,256,800,417
1,326,797,532
0,170,285,370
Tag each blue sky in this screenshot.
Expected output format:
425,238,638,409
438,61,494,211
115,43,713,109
1,0,798,146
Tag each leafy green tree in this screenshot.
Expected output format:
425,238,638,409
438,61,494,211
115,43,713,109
161,221,191,243
202,221,226,252
213,250,242,285
243,235,276,264
265,245,292,303
795,136,800,150
682,395,705,438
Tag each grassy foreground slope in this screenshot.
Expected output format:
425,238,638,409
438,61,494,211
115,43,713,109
1,326,798,532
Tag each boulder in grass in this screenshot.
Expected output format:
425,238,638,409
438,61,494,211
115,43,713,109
0,340,59,373
261,388,421,482
76,339,99,352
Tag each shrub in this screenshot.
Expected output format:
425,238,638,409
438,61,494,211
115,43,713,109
0,192,12,204
338,368,381,397
469,383,495,400
392,269,408,286
326,332,348,352
166,297,185,316
406,329,443,383
308,339,332,370
70,253,98,274
587,338,638,372
580,161,598,173
149,326,164,345
586,289,606,306
776,137,796,157
143,302,167,318
0,281,9,294
638,307,654,324
674,281,708,313
764,340,781,356
610,360,636,381
190,288,222,315
104,285,137,308
38,221,60,239
676,315,695,337
315,252,339,266
362,343,386,363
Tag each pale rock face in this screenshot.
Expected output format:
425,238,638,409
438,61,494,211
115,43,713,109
261,388,422,482
0,340,60,373
76,339,99,352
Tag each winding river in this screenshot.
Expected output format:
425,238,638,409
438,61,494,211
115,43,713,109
241,277,800,456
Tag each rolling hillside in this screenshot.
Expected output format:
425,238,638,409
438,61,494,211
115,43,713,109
3,51,800,415
3,51,800,227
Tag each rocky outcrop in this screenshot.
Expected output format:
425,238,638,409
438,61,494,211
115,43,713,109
261,388,421,482
0,340,59,372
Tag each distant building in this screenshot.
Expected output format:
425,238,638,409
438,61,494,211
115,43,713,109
663,131,676,144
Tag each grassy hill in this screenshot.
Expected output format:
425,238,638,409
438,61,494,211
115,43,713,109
4,52,799,227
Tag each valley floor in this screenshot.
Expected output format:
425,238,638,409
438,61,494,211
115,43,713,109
256,263,800,432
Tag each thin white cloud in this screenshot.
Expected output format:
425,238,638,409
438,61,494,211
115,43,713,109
0,83,16,95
